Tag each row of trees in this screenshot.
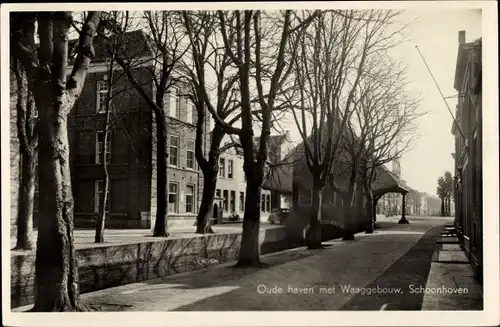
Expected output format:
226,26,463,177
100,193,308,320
10,10,421,311
437,171,454,216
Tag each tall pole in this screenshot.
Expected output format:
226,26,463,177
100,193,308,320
415,45,466,140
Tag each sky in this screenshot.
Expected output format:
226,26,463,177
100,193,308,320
70,8,482,197
388,9,481,196
282,9,482,197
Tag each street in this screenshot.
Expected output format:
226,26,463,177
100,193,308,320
73,216,455,311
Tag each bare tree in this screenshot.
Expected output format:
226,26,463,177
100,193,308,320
286,10,408,246
287,10,370,246
181,11,240,234
86,11,136,243
12,57,38,250
105,11,189,237
11,11,101,311
189,10,318,266
352,56,422,232
182,11,299,235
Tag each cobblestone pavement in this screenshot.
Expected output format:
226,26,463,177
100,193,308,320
73,216,456,311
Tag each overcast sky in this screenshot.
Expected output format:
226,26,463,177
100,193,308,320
71,8,482,196
390,9,481,196
282,9,482,196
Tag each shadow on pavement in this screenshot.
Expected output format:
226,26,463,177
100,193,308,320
340,225,443,311
138,246,324,291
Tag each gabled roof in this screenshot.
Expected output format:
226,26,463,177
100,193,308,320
372,165,409,196
262,163,293,194
262,133,295,193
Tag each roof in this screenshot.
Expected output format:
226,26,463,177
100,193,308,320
261,133,295,193
69,29,152,64
262,163,293,194
372,165,409,197
453,38,482,91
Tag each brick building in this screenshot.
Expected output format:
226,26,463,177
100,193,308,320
451,30,482,282
32,30,211,229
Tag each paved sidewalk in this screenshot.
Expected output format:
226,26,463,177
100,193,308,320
79,218,449,311
14,216,471,312
421,225,483,310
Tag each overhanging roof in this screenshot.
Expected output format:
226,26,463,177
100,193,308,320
372,165,409,197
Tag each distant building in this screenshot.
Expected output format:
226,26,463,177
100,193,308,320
215,135,272,222
377,161,405,216
451,30,482,282
425,195,442,216
287,129,409,244
262,132,294,210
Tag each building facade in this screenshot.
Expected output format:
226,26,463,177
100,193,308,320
451,31,482,282
214,135,272,222
32,30,211,229
262,133,294,211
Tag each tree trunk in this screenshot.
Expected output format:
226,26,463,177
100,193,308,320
196,168,216,234
153,121,169,237
15,150,36,250
440,197,445,217
33,104,79,311
14,60,37,251
95,56,114,243
342,182,356,241
307,182,324,249
194,126,223,235
365,190,374,234
94,161,109,243
448,195,451,216
236,176,262,267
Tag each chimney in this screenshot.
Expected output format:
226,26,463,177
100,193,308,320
458,30,466,44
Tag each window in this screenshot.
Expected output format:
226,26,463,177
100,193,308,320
298,189,312,206
186,104,193,124
168,183,178,213
239,192,245,212
168,87,181,119
96,80,108,113
230,191,236,212
169,136,179,166
223,190,229,211
261,194,266,211
186,141,195,169
228,159,234,179
216,189,221,198
94,180,110,213
186,185,195,214
95,131,111,164
186,104,196,124
266,194,271,212
219,158,225,178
